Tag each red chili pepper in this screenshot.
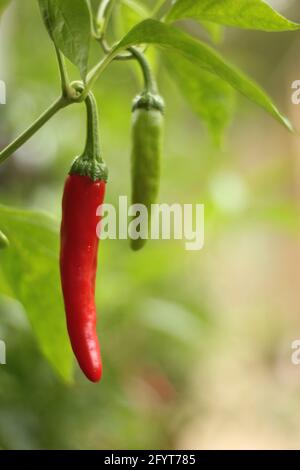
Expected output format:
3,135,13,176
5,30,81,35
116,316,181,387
60,92,108,383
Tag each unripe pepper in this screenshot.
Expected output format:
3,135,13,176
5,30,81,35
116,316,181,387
60,92,108,383
130,49,165,251
0,230,9,249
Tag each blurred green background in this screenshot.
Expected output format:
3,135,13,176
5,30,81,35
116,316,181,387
1,0,300,450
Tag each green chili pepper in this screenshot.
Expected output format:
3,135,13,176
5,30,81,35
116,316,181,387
0,230,9,249
130,91,165,251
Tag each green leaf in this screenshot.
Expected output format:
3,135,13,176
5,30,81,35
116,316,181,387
163,52,234,145
114,19,292,130
122,0,149,19
38,0,91,79
0,205,73,382
116,0,149,37
166,0,300,32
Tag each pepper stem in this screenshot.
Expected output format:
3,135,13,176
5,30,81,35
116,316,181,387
83,92,102,162
129,47,157,94
70,92,108,182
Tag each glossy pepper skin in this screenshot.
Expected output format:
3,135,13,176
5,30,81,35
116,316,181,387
131,92,164,251
60,92,108,383
60,174,106,382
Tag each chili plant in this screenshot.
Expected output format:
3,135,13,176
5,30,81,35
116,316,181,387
0,0,298,381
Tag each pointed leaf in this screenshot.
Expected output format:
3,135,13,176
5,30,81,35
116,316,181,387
38,0,91,79
166,0,300,32
163,51,234,145
114,19,292,130
0,205,73,382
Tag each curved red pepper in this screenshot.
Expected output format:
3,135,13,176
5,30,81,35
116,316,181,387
60,92,108,383
60,174,106,382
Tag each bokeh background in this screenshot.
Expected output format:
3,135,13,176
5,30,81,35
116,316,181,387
1,0,300,450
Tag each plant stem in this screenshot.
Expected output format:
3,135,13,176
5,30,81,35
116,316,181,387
0,96,68,164
87,43,156,94
55,46,70,97
83,92,102,161
97,0,116,36
97,0,110,25
129,47,157,93
98,34,136,61
86,51,118,92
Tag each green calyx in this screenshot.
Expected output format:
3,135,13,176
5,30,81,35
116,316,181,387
70,155,108,182
69,92,108,182
130,47,164,114
132,92,165,113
